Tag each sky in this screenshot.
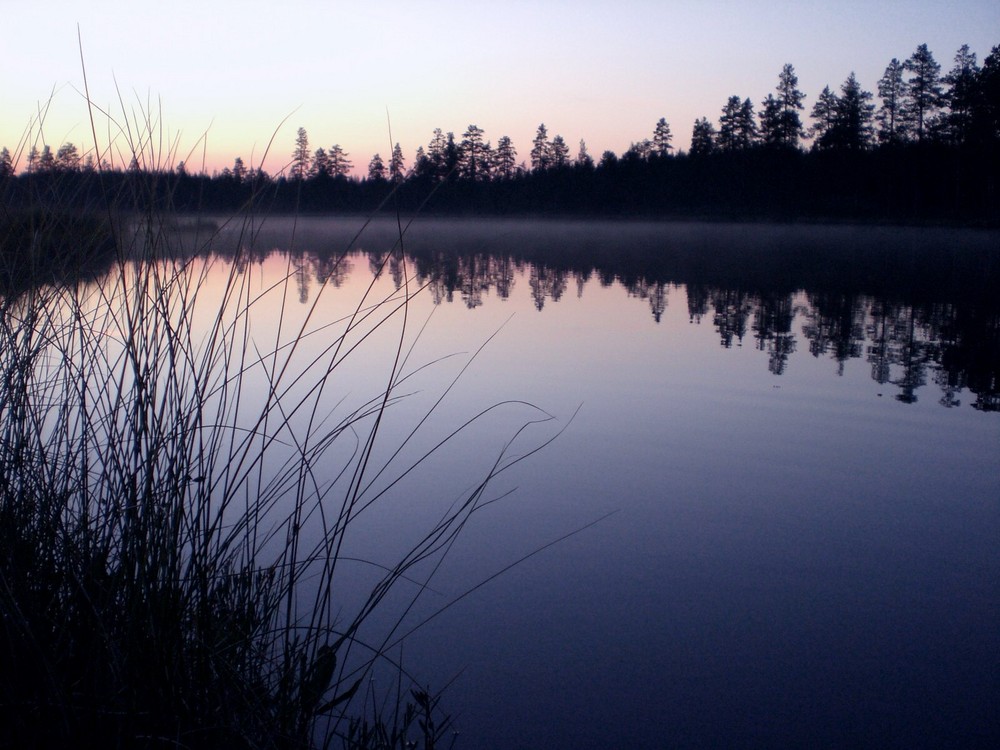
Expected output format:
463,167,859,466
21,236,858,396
2,0,998,176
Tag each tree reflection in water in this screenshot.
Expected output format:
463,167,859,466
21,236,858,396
6,218,998,411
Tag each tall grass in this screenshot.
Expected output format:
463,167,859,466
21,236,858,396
0,96,554,748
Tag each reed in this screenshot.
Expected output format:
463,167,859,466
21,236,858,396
0,98,552,749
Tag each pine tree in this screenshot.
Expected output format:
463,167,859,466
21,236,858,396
624,140,652,161
877,58,909,144
736,98,758,149
480,141,495,180
830,73,875,150
652,117,673,156
55,143,81,171
690,118,717,157
412,146,431,178
232,156,247,182
773,64,805,147
759,94,784,147
970,45,1000,144
550,134,570,168
38,145,56,172
390,142,405,182
0,147,13,177
494,135,518,178
292,127,310,180
904,43,943,142
530,123,551,172
426,128,448,179
328,145,352,177
809,86,840,147
718,96,743,152
368,153,386,181
310,147,329,178
459,124,486,180
943,44,980,145
575,139,594,169
443,132,460,177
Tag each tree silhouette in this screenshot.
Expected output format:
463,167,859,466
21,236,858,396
292,127,310,180
390,142,405,182
310,147,329,178
530,123,551,172
718,97,743,151
737,98,759,148
575,139,594,169
550,134,570,168
802,292,865,375
753,293,797,375
494,135,518,179
774,64,806,147
823,73,875,150
690,117,717,156
232,156,247,183
712,289,753,348
904,44,943,142
444,132,460,178
55,143,81,172
877,58,909,144
459,124,486,180
942,45,980,145
327,145,352,177
686,284,709,323
652,117,673,156
624,139,652,162
759,94,784,147
809,86,839,147
37,145,56,173
971,45,1000,144
892,306,929,403
412,146,430,178
719,97,758,151
368,153,386,181
0,147,12,177
867,301,894,385
427,128,448,180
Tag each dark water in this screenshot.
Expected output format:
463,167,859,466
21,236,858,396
47,217,1000,748
205,218,996,750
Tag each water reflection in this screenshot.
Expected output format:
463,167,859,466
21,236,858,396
5,216,997,747
6,217,999,411
246,219,998,411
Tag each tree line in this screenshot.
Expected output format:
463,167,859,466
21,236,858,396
3,43,998,223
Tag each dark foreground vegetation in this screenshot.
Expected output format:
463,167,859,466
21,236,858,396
0,172,555,748
3,43,999,224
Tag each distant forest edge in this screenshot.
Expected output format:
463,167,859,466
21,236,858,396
3,43,999,224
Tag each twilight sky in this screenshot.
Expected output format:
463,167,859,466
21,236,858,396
2,0,997,176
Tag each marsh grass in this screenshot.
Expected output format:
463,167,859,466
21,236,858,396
0,95,555,749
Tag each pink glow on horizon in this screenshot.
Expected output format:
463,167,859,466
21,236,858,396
1,1,997,177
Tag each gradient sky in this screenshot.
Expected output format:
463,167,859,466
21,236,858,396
2,1,997,176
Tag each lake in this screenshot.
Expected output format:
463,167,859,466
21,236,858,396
53,217,1000,748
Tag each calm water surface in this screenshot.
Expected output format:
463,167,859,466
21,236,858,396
156,219,1000,747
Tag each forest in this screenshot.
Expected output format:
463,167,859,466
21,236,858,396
2,43,999,224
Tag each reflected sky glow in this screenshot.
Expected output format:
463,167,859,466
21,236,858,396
189,218,997,748
40,217,1000,747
